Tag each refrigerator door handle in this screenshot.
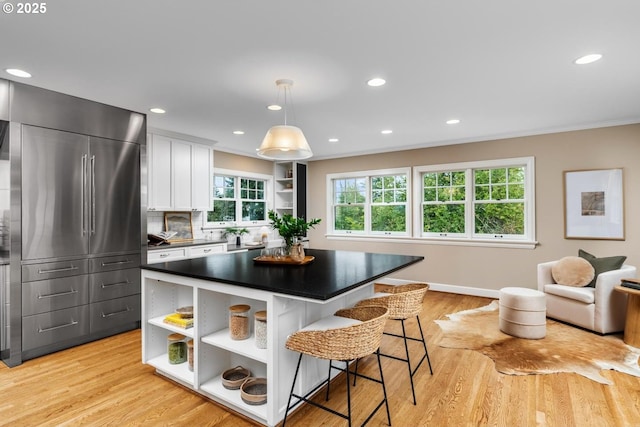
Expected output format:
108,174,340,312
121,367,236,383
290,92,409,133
90,155,96,235
37,288,78,299
101,306,132,318
81,154,87,236
38,319,79,333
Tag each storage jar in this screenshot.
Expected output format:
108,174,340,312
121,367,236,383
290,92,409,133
229,304,251,340
254,310,267,349
187,339,194,371
167,333,187,364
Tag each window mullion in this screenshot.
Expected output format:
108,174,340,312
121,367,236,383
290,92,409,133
465,168,474,238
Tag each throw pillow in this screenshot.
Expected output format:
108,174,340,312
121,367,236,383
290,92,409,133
578,249,627,287
551,256,595,287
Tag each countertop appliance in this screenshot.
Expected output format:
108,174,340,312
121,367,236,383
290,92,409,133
0,79,146,367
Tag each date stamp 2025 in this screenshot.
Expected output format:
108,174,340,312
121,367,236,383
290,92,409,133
2,2,47,14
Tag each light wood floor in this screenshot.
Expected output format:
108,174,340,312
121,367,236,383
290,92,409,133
2,292,639,426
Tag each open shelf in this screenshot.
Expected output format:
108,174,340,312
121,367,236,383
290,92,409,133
147,354,194,386
200,376,267,420
201,329,268,363
148,315,195,338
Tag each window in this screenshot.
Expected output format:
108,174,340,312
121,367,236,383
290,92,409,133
414,157,535,242
328,168,411,236
207,169,272,226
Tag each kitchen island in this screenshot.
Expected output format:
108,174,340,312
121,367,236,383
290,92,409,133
141,249,423,426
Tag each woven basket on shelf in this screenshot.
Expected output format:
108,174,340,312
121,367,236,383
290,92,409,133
356,283,429,319
285,305,389,361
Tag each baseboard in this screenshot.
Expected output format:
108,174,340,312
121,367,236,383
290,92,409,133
374,277,500,299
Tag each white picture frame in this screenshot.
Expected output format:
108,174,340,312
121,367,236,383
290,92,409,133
563,168,624,240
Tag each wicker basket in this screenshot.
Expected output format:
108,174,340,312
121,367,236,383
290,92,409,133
221,366,251,390
285,305,388,361
355,283,429,320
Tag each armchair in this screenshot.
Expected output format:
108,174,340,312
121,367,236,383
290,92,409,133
537,261,636,334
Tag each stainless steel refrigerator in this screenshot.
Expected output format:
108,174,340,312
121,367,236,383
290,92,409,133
1,80,146,366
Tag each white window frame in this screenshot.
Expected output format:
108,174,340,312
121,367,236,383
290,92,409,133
326,167,412,237
413,157,535,244
206,168,273,228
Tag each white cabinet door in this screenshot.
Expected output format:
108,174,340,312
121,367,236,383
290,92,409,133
171,140,193,210
148,134,213,212
191,144,212,211
148,135,172,210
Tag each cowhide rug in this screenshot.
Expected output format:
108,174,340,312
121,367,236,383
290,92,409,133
435,300,640,384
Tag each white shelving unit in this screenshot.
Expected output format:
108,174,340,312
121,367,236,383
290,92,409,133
141,268,374,427
274,161,306,219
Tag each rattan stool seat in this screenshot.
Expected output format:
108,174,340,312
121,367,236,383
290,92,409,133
354,282,433,405
282,305,391,427
357,283,428,319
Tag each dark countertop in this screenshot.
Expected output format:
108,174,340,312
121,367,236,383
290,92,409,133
226,243,265,252
141,248,424,300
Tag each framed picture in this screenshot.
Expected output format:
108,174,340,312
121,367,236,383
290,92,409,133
563,168,624,240
164,212,194,242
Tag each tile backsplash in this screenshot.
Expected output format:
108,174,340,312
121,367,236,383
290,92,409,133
147,211,278,244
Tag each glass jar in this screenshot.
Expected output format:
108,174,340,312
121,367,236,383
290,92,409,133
254,310,267,349
167,333,187,364
290,243,305,262
187,339,194,371
229,304,251,340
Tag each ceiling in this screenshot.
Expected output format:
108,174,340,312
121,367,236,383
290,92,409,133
1,0,639,160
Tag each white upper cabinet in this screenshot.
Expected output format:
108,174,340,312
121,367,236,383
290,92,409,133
148,134,213,211
191,143,212,210
171,139,193,210
148,135,172,210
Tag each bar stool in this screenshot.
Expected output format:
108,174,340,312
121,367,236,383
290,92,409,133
354,283,432,405
282,306,391,427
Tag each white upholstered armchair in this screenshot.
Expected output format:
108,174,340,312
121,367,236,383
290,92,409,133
537,261,636,334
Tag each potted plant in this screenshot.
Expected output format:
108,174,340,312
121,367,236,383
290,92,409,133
268,210,321,254
223,227,250,246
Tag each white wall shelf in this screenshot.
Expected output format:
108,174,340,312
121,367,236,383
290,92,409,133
273,161,306,220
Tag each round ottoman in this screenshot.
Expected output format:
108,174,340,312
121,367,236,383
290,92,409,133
499,287,546,339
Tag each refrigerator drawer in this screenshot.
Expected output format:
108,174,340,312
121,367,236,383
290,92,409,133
89,268,141,303
90,294,141,333
90,254,141,273
22,259,89,282
22,306,89,351
22,275,89,316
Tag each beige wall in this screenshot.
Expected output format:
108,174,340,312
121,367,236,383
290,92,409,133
214,150,274,175
305,124,640,292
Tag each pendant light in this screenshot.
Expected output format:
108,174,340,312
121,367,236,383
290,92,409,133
258,79,313,160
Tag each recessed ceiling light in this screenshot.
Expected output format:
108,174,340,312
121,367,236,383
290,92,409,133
381,129,393,135
233,130,245,135
5,68,32,78
574,54,603,65
446,119,461,125
367,78,386,87
267,104,282,111
149,107,166,114
328,138,339,143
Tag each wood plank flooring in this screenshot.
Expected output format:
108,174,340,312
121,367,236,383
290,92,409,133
1,291,639,426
